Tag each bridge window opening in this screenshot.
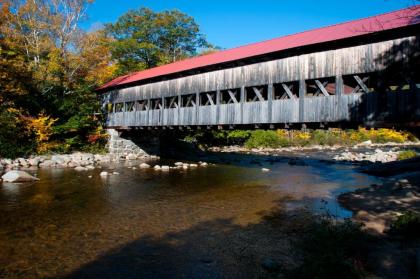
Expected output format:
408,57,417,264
126,101,135,112
305,78,336,97
181,94,196,107
164,96,178,109
136,100,148,111
343,74,372,94
199,91,216,106
150,98,162,110
115,103,124,112
245,85,267,102
273,82,298,99
220,89,239,104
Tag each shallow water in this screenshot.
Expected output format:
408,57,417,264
0,154,379,278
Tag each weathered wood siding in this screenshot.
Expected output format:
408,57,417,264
106,91,420,127
103,35,420,127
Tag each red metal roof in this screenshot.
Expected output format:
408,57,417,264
99,6,420,91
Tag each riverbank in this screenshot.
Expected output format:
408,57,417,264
1,141,418,172
335,158,420,278
0,152,160,172
339,170,420,233
208,141,420,163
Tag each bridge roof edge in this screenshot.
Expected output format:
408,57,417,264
98,5,420,92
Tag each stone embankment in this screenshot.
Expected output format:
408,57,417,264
0,153,159,171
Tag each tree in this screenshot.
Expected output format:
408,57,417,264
106,8,212,75
0,0,115,156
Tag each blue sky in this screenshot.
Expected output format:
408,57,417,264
83,0,413,49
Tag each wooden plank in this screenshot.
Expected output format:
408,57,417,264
227,90,239,104
206,93,215,105
299,80,306,123
314,80,329,96
252,87,265,101
267,83,273,123
281,83,295,99
354,75,370,93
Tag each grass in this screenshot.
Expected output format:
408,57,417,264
397,150,418,161
296,216,369,279
390,211,420,239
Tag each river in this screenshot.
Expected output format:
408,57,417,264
0,153,379,278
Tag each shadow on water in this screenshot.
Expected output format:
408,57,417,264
60,201,308,279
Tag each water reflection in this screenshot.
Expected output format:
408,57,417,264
0,155,379,278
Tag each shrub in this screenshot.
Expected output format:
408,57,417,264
27,113,58,153
397,150,417,161
298,217,368,278
245,130,288,148
311,129,346,146
390,211,420,239
371,128,408,143
0,108,35,158
226,130,252,145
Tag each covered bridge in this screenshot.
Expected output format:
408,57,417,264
98,6,420,129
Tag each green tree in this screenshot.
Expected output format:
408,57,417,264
106,8,211,74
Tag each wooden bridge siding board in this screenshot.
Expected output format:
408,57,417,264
104,37,418,127
198,106,217,125
180,107,196,125
219,104,241,125
163,108,178,126
106,37,413,103
271,99,299,123
110,91,420,127
242,102,269,124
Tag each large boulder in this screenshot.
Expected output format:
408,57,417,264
2,171,39,183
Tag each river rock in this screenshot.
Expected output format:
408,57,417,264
154,165,161,170
17,158,27,165
199,162,208,166
28,158,41,166
262,168,270,172
39,160,54,168
358,140,372,146
100,171,109,176
189,164,198,168
67,161,79,168
174,162,184,166
126,154,137,160
74,166,88,171
140,163,151,169
2,171,39,183
161,165,170,171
